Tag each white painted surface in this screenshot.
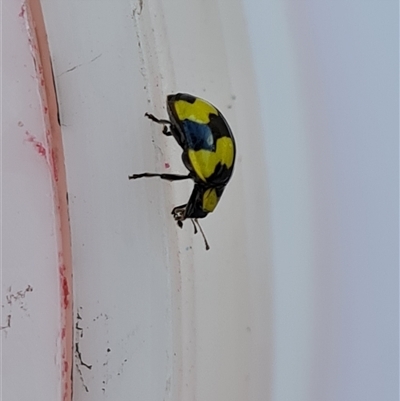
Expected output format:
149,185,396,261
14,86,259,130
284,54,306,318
41,2,173,399
40,0,272,400
2,1,63,400
5,0,396,400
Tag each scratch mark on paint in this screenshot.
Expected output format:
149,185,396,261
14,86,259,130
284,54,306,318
0,315,11,330
75,342,92,370
1,285,34,334
90,53,102,63
76,319,84,339
75,358,89,393
74,309,91,392
132,0,143,16
6,285,34,305
58,54,103,77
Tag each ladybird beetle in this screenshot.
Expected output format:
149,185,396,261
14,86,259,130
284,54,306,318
129,93,236,250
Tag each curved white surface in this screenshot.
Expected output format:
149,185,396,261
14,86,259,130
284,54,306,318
39,0,272,400
4,1,396,400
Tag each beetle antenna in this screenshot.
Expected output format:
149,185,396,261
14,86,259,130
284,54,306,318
193,219,210,251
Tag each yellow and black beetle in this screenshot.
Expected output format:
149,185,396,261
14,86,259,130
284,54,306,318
129,93,236,250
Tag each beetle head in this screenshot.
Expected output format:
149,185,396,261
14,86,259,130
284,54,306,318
172,184,224,223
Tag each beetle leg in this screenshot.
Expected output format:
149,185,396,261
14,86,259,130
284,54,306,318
144,113,173,136
129,172,191,181
162,126,172,136
145,113,172,126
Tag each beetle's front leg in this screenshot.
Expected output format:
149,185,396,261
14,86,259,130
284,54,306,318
171,205,186,228
145,113,172,136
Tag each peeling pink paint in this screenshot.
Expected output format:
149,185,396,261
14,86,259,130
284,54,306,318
59,264,70,309
25,130,47,158
24,2,74,400
19,4,25,18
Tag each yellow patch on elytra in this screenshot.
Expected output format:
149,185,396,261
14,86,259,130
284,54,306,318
202,188,219,212
188,137,234,182
174,98,218,124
